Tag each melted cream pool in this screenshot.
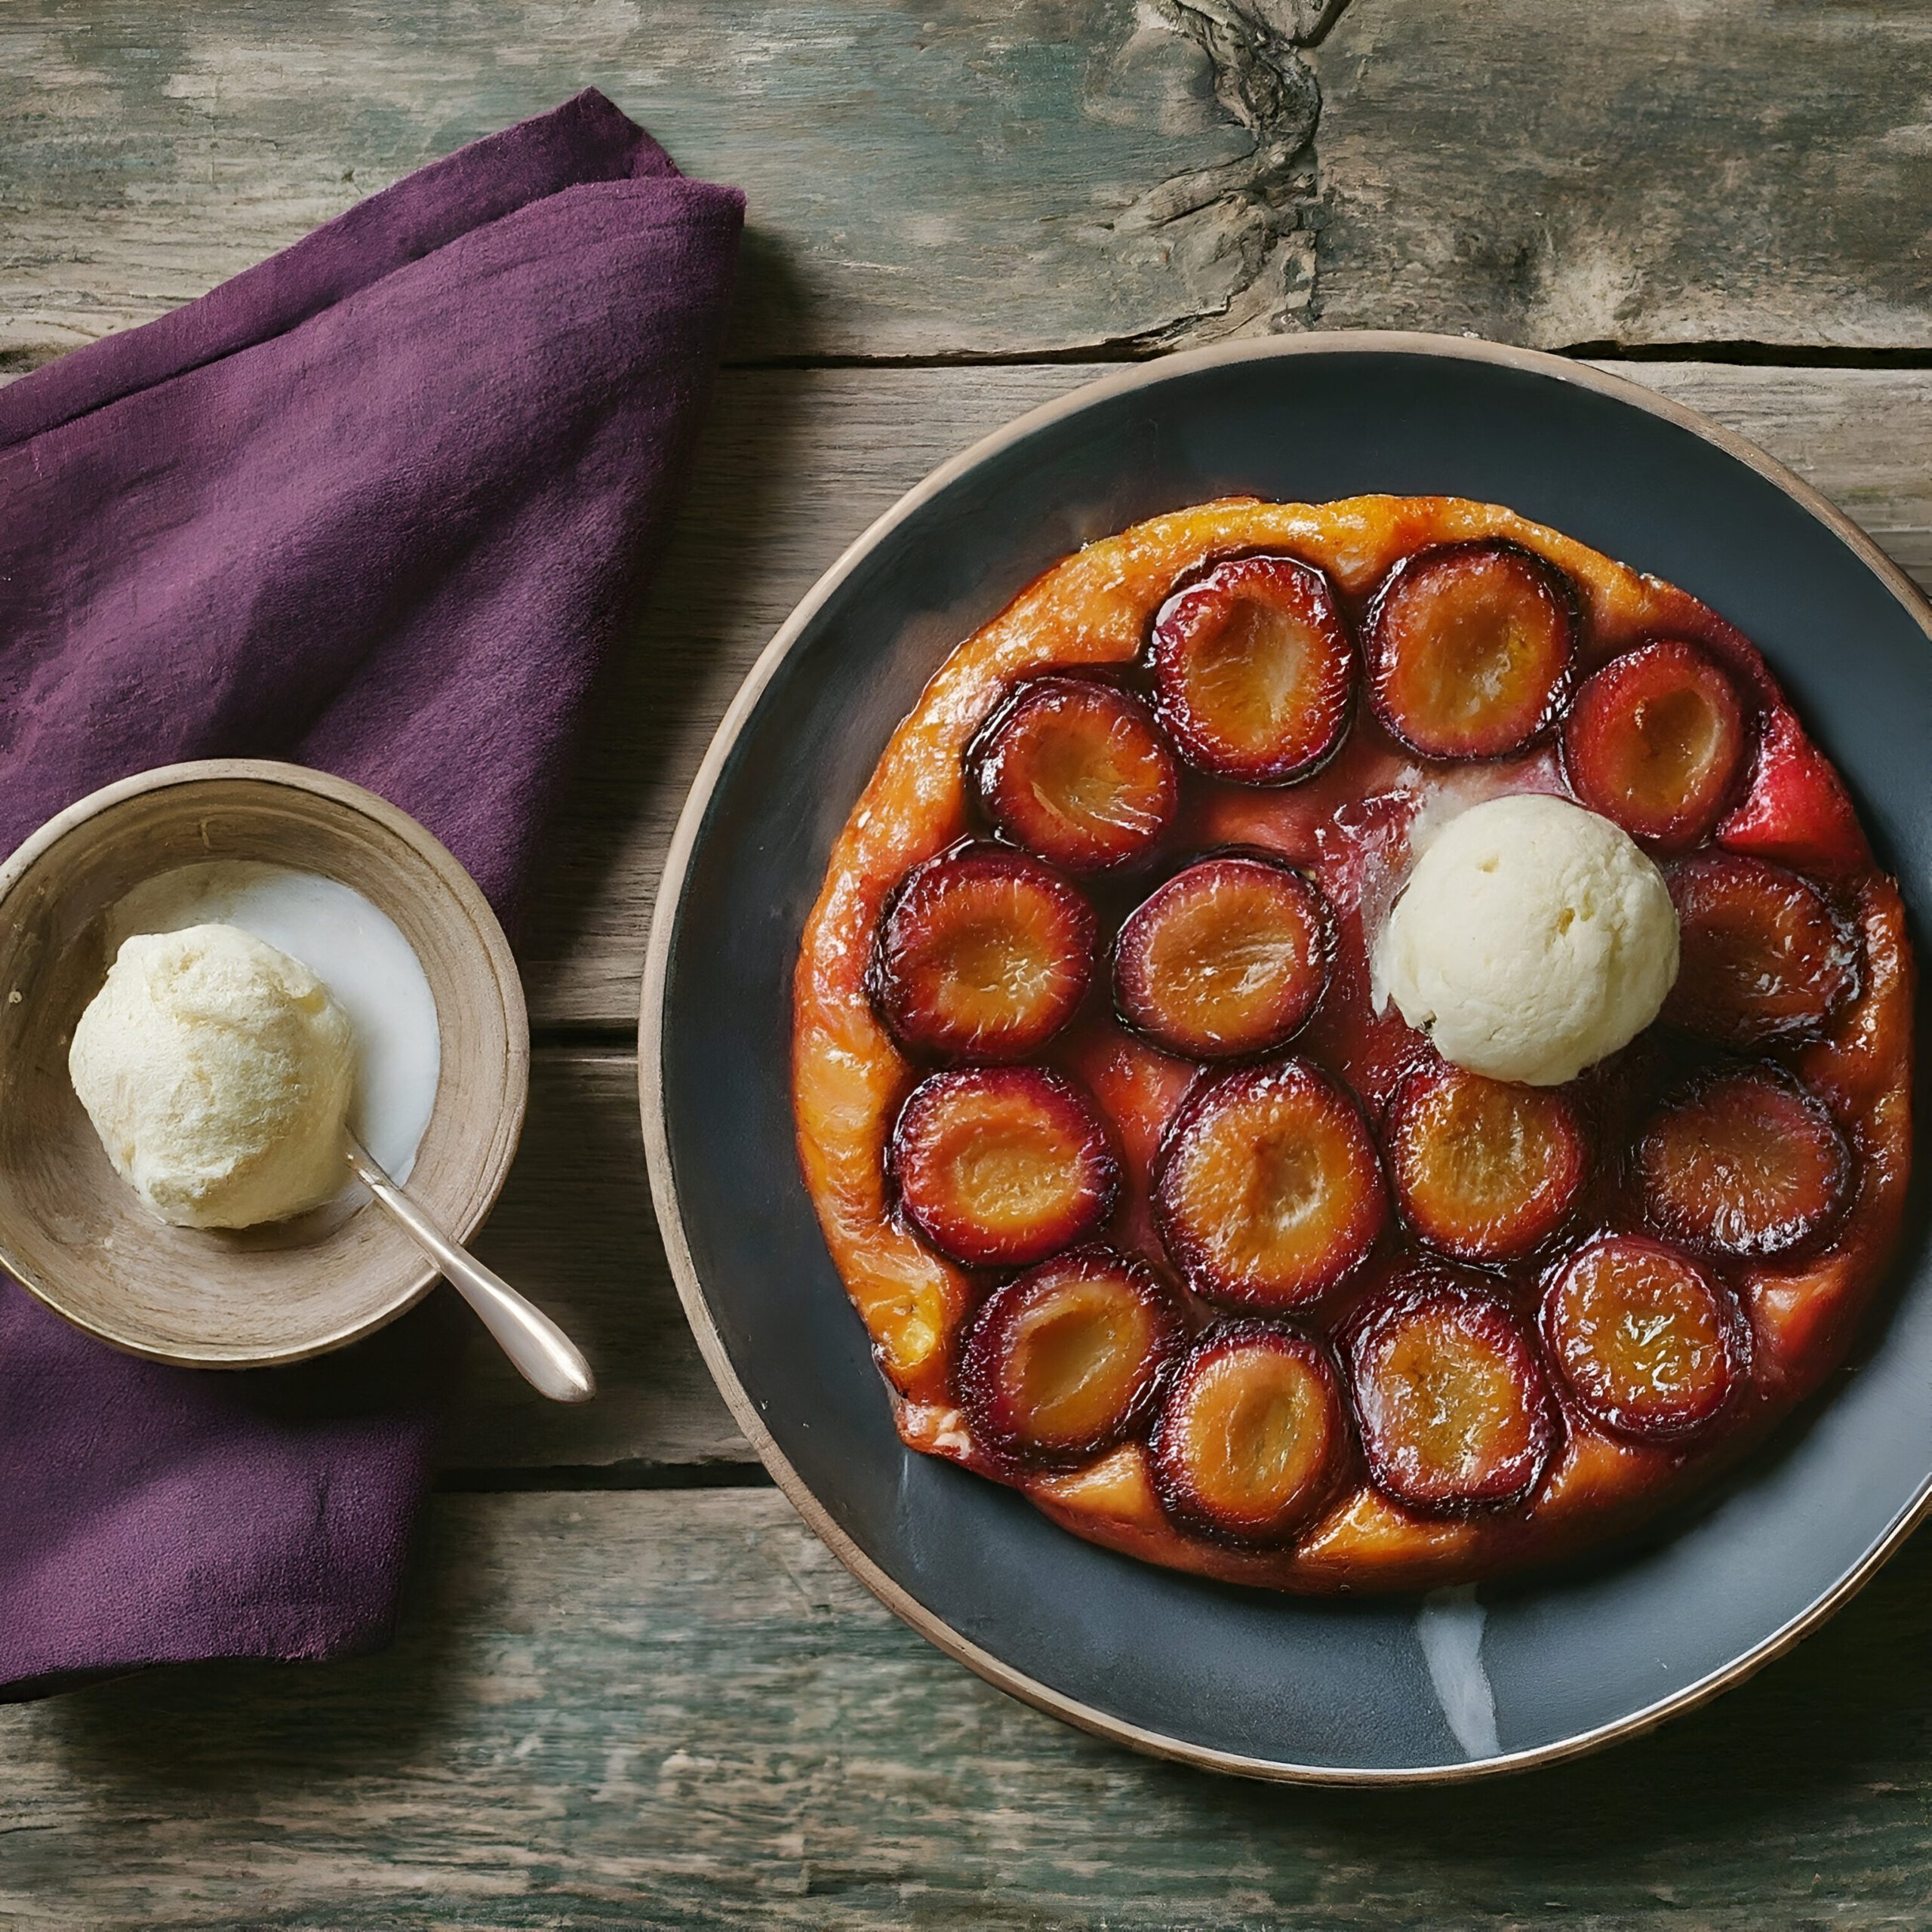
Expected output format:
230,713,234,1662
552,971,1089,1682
107,861,441,1188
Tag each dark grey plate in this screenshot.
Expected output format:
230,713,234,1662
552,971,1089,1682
640,334,1932,1783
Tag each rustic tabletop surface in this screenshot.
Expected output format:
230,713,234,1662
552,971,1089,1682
7,4,1932,1925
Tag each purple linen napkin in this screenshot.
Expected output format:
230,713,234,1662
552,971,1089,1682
0,90,742,1698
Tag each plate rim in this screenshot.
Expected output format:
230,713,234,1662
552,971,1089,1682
638,328,1932,1785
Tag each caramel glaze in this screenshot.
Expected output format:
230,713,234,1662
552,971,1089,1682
792,495,1914,1593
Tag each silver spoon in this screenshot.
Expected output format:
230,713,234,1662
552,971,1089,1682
344,1135,595,1404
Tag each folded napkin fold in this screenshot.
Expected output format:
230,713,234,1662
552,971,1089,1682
0,91,743,1697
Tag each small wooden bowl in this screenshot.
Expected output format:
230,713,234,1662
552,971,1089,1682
0,760,529,1367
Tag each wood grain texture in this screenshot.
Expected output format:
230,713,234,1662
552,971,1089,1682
1312,2,1932,352
5,1,1932,367
520,359,1932,1029
460,1050,746,1472
4,1487,1932,1928
0,0,1332,368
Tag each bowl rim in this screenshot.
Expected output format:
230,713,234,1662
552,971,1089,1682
637,328,1932,1786
0,756,530,1369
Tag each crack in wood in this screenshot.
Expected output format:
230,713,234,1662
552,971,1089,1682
1103,0,1354,348
438,1463,774,1494
715,342,1932,374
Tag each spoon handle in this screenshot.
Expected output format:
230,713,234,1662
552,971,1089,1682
345,1138,595,1404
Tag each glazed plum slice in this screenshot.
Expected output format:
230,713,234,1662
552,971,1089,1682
1386,1062,1588,1263
1663,851,1859,1048
1155,1059,1385,1310
960,1245,1187,1464
1637,1066,1850,1259
1114,854,1334,1060
1364,540,1578,760
1564,639,1748,851
893,1066,1119,1268
969,676,1179,873
1718,705,1867,878
1541,1235,1748,1444
872,846,1097,1061
1343,1263,1556,1513
1149,1320,1346,1544
1149,555,1355,785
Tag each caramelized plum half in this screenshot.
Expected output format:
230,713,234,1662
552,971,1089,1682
893,1066,1119,1268
1343,1264,1556,1513
1637,1066,1849,1259
1149,555,1354,785
1115,854,1334,1060
960,1246,1187,1464
1155,1059,1386,1310
1386,1062,1588,1263
1564,639,1748,851
1663,851,1859,1048
970,677,1179,872
1364,540,1578,760
1718,704,1866,878
872,847,1097,1061
1542,1235,1747,1444
1150,1320,1346,1544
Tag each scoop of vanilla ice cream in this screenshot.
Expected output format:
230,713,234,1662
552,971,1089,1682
70,922,355,1229
1375,794,1678,1086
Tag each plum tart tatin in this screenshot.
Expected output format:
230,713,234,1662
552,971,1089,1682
793,497,1913,1592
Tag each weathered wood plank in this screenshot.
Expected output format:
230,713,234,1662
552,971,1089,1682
1312,2,1932,352
5,1,1932,367
521,359,1932,1029
5,1487,1932,1928
458,1050,746,1472
0,0,1319,368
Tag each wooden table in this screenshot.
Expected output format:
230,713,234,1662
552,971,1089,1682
6,5,1932,1922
